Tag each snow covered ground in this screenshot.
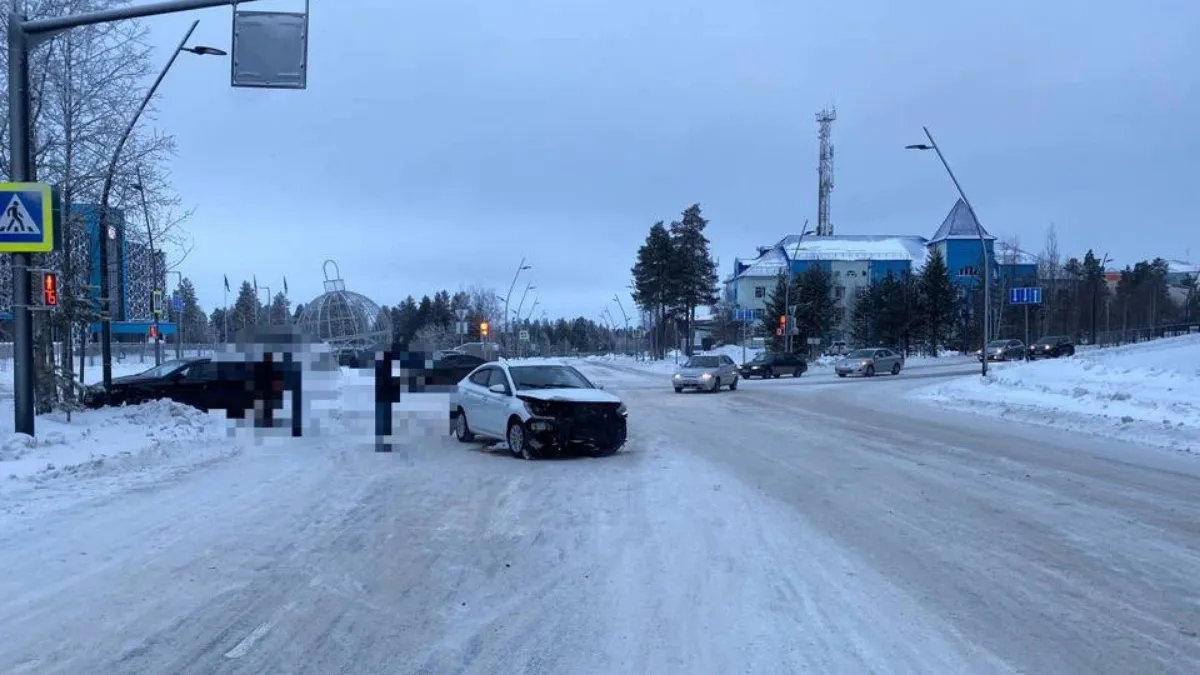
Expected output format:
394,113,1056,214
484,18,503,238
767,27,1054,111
0,348,1198,673
912,333,1200,453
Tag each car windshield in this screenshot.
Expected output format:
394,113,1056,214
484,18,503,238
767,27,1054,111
987,340,1009,348
135,361,190,379
749,354,772,363
684,356,720,368
509,365,593,390
1036,336,1064,345
846,349,875,359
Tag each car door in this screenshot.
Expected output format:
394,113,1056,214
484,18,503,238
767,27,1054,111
459,367,493,432
480,368,515,434
720,355,738,380
873,349,893,371
170,361,215,410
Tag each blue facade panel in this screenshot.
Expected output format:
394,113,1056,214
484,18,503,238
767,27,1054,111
790,260,832,277
869,260,911,283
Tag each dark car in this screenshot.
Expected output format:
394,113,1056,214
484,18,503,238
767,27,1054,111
976,339,1027,362
428,351,486,388
1028,335,1075,359
739,352,808,378
82,358,259,415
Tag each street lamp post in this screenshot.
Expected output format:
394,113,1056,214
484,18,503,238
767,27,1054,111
6,1,254,435
514,282,535,327
503,258,531,354
167,270,183,358
1092,252,1111,347
129,174,163,366
906,126,992,377
612,293,631,356
96,20,226,389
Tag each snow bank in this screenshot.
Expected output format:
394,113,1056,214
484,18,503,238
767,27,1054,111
913,333,1200,453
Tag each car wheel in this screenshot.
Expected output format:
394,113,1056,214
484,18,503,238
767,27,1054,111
507,418,535,460
674,386,683,393
454,408,475,442
711,378,721,393
766,368,775,379
890,362,901,376
729,377,738,391
792,368,802,377
838,373,847,378
592,441,623,457
865,365,875,377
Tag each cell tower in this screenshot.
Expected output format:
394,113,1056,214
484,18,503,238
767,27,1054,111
815,106,837,236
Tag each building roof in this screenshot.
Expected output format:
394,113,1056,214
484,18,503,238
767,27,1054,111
729,234,932,279
929,198,995,243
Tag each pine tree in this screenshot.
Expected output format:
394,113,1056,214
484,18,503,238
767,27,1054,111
174,277,208,343
631,221,675,358
268,291,291,325
669,204,719,356
920,248,955,353
761,272,792,351
230,281,261,339
849,286,877,345
209,307,229,343
794,265,837,346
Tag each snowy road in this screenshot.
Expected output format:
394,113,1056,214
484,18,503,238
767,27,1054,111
2,360,1199,674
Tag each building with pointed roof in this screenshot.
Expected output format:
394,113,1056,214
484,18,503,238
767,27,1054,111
723,199,1037,340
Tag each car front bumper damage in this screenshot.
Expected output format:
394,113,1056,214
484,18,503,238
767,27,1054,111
524,412,628,452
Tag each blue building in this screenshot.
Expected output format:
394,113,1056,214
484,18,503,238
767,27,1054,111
0,203,176,340
724,199,1038,338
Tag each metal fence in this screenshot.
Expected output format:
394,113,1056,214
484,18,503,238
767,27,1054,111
1093,322,1200,348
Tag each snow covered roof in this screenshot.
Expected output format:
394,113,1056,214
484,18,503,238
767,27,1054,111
928,198,995,243
1167,259,1200,275
781,234,930,265
736,246,789,278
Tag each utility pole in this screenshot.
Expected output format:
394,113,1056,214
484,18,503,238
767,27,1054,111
907,127,992,377
816,106,837,236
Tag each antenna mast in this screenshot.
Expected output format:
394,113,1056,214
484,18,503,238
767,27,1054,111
816,106,837,236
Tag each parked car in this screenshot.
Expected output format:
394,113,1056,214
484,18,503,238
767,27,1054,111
82,357,259,414
427,351,486,388
835,348,904,377
452,360,628,459
672,354,740,393
1027,335,1075,359
976,339,1026,362
739,352,807,379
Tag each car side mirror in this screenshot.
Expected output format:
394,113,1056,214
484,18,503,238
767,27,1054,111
596,384,605,390
488,383,508,395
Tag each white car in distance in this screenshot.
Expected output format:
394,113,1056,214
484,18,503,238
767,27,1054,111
452,360,628,460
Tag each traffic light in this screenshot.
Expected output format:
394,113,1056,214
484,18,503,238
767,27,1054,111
152,289,163,318
480,321,490,337
148,325,158,339
42,272,58,306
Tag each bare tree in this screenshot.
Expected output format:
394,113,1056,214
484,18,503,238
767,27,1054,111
0,1,191,409
1038,223,1061,339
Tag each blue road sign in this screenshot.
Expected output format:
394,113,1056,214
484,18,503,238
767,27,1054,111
170,293,184,313
1009,286,1043,305
733,308,755,322
0,182,54,253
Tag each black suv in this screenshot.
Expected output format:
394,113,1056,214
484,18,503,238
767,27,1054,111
739,352,808,378
1028,336,1075,359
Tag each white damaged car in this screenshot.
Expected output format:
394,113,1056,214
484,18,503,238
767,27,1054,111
451,360,628,460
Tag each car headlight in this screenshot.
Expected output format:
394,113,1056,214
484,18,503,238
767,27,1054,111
522,399,552,416
860,361,870,367
700,372,712,379
673,373,681,379
616,403,627,416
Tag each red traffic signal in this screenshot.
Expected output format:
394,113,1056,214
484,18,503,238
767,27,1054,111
480,321,489,337
42,272,58,306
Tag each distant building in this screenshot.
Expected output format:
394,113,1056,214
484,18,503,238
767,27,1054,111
0,203,175,341
724,199,1038,339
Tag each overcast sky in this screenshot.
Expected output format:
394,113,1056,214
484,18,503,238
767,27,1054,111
142,0,1200,320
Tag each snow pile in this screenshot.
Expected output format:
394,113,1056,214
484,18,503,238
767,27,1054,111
913,333,1200,452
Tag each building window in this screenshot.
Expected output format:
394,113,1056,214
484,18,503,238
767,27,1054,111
754,285,766,298
834,285,846,300
846,270,857,277
834,271,841,278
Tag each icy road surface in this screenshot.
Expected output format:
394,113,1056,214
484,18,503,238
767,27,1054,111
1,359,1199,674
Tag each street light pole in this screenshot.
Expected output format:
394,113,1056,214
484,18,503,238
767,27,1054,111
130,173,162,366
96,19,226,390
612,293,631,355
1092,252,1110,347
167,270,183,358
503,258,530,353
515,282,535,326
907,127,991,377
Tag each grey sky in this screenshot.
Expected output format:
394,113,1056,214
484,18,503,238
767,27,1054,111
143,0,1200,319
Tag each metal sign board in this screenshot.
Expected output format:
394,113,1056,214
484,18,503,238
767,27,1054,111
0,182,54,253
231,9,309,89
519,330,530,342
1008,287,1043,305
456,321,469,335
455,308,469,320
733,308,755,322
807,337,821,345
171,293,184,313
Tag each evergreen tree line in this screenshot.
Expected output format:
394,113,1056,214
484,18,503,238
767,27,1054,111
630,204,720,358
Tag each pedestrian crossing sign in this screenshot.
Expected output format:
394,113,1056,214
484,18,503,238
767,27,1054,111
0,182,54,253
